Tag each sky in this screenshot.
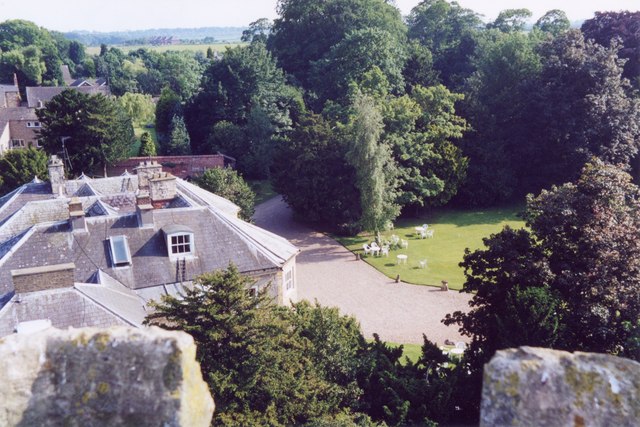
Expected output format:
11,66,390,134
0,0,637,32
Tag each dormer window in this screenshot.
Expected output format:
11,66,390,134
163,225,195,258
170,234,191,254
109,235,132,267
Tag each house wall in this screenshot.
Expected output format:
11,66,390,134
11,263,75,293
8,120,39,148
0,122,10,155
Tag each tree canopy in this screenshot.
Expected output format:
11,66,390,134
36,89,135,176
0,148,48,194
194,167,256,220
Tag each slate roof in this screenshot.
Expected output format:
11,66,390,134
0,161,299,334
25,86,112,108
0,287,128,336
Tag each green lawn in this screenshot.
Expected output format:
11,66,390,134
337,205,525,290
86,43,243,55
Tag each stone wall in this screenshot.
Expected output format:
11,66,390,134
481,346,640,427
11,263,75,293
0,326,214,426
109,154,233,179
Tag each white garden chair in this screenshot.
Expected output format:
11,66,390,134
381,245,390,257
400,239,409,249
419,259,427,269
425,230,434,238
362,244,372,256
370,242,381,256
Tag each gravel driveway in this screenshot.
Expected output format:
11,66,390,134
253,196,472,345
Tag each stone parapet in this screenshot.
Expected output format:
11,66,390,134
0,326,214,426
481,346,640,427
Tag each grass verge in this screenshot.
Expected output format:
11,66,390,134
250,180,277,205
336,205,525,290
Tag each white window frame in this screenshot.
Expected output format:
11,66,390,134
166,232,195,258
10,139,24,148
247,285,258,298
284,267,294,291
108,235,132,267
26,121,41,128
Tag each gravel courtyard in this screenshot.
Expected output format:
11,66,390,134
253,196,472,345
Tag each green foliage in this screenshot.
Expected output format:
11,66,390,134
487,8,533,33
146,265,449,426
445,161,640,414
456,30,543,206
347,94,399,232
186,42,302,176
272,113,361,230
194,167,256,220
117,92,155,126
0,148,48,194
155,86,182,147
36,89,134,176
145,265,360,426
534,9,570,36
310,28,407,107
167,115,191,155
581,11,640,87
387,84,467,209
138,131,156,156
269,0,407,88
241,18,272,43
407,0,482,88
0,19,67,86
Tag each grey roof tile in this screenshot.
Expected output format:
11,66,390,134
25,86,111,108
0,288,127,337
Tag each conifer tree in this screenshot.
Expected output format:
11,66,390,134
138,131,156,156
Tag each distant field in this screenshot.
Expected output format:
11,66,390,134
86,43,244,55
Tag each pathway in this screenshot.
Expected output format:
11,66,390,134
253,196,472,345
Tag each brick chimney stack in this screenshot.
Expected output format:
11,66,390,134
68,197,86,233
134,160,162,190
48,155,66,197
149,172,177,208
136,191,154,228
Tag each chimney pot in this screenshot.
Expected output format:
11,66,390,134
68,197,87,233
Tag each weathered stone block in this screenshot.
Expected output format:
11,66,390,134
480,346,640,427
0,326,214,427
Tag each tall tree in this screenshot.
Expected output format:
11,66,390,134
347,94,398,232
144,265,361,426
383,84,468,210
0,148,48,194
526,30,640,187
487,9,533,33
269,0,407,87
37,89,134,176
194,168,256,220
117,92,155,127
138,132,156,157
272,113,360,230
406,0,482,87
456,30,543,206
241,18,272,43
446,160,640,359
581,11,640,87
166,115,191,155
155,86,182,146
534,9,570,36
310,28,407,107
